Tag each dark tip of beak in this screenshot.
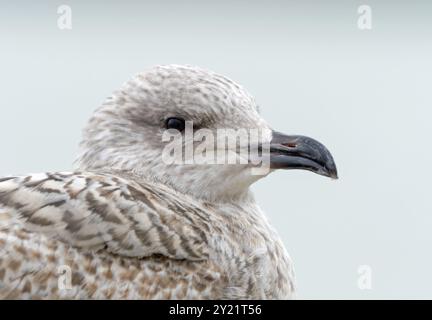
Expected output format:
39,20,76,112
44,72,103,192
270,131,338,179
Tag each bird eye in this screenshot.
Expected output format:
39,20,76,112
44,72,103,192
165,117,186,131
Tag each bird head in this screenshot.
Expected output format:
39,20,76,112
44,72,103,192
76,65,337,202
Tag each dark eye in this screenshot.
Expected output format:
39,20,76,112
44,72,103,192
165,117,186,131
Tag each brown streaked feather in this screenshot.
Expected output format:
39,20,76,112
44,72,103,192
0,172,210,260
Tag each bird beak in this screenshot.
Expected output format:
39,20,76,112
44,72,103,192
269,131,338,179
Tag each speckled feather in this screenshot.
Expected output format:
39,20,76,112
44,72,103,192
0,65,295,299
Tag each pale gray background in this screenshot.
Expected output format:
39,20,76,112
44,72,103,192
0,1,431,299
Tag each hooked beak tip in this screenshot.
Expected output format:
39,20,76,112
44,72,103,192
270,131,338,180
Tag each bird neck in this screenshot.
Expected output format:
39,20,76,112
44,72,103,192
95,168,257,204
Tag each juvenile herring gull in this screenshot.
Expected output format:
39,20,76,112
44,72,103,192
0,65,337,299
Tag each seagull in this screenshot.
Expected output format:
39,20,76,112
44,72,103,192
0,65,337,299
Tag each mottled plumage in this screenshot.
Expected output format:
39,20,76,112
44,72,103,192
0,65,337,299
0,171,293,299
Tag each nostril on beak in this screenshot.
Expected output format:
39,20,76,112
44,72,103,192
284,143,297,148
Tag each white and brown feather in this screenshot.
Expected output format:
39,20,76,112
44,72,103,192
0,65,295,299
0,172,293,299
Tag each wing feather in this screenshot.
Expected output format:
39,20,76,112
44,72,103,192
0,172,228,299
0,172,210,260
